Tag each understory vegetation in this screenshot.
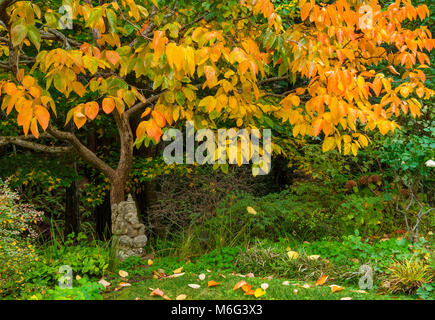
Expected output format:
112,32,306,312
0,0,434,301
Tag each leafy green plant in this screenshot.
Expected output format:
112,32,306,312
337,195,392,236
416,283,434,300
28,277,105,300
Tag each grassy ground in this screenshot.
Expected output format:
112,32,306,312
105,272,411,300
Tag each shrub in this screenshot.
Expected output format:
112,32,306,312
0,180,43,297
336,194,395,236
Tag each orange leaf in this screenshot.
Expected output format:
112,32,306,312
301,2,312,21
330,285,344,293
85,102,99,120
30,118,39,138
152,110,166,128
4,82,17,95
387,65,400,76
147,120,162,143
106,51,120,65
102,98,115,114
207,280,220,287
245,289,256,296
73,82,85,97
313,119,324,136
73,109,87,129
150,288,171,300
233,281,248,291
141,107,152,118
34,105,50,130
315,274,328,286
241,284,252,293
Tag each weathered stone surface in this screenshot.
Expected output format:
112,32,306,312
111,194,147,260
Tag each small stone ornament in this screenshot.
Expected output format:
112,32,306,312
111,194,147,260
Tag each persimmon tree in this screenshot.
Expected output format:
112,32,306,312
0,0,433,212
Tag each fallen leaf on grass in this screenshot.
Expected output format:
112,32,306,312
340,297,352,300
308,255,320,260
118,270,129,278
76,275,82,280
302,284,311,289
330,285,344,293
135,297,140,300
208,280,220,287
233,281,248,290
188,284,201,289
152,269,167,279
282,281,290,286
247,206,257,215
173,266,184,274
98,279,111,289
118,282,131,287
176,294,187,300
147,259,153,266
260,283,269,290
352,289,368,294
198,273,206,281
315,274,328,286
254,288,266,298
150,288,170,300
287,250,299,260
245,289,256,296
246,273,255,278
166,272,185,279
241,284,252,293
293,289,298,294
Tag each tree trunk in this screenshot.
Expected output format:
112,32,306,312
64,161,80,237
109,111,134,206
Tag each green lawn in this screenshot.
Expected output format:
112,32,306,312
105,272,411,300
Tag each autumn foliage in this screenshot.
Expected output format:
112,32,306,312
0,0,433,203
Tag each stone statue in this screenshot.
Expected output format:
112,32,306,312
111,194,147,260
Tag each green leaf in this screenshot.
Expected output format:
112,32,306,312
11,23,27,47
106,9,118,33
27,25,41,51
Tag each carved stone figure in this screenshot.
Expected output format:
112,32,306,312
111,194,147,260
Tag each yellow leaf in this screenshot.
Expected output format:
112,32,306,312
308,255,320,260
254,288,266,298
147,259,153,266
173,266,184,274
176,294,187,300
247,206,257,215
322,137,336,152
351,143,358,157
118,270,129,278
287,250,299,260
358,135,369,147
